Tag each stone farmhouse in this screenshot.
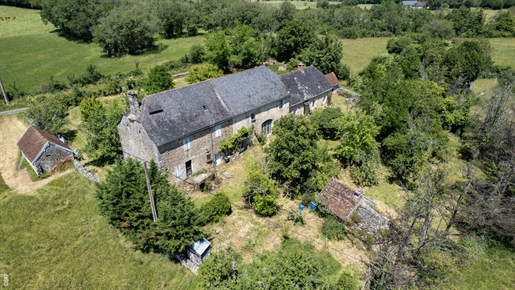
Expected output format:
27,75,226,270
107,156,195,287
17,126,75,174
118,65,335,183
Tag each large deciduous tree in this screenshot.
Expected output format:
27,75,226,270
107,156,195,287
93,2,158,56
300,34,350,80
275,20,316,62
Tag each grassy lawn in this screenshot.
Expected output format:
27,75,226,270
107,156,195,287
489,38,515,69
340,37,390,74
0,171,197,289
472,78,498,94
0,5,204,93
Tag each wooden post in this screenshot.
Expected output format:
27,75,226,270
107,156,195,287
143,162,158,222
0,79,9,105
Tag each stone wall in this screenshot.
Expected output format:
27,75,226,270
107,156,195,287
232,98,289,135
158,119,233,183
34,143,74,172
289,91,331,116
118,115,159,163
73,159,99,182
357,202,389,234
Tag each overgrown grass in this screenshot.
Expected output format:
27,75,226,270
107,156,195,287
0,173,9,193
472,78,498,94
0,5,204,93
340,37,390,74
0,172,197,289
444,244,515,289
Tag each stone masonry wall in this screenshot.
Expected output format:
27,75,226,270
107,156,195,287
232,98,289,135
118,116,159,163
73,159,99,182
289,91,331,116
34,143,74,172
159,119,233,183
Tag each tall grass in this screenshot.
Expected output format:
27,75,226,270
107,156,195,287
0,172,196,289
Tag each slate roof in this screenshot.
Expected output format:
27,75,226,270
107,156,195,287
17,126,72,163
318,178,363,220
280,66,333,107
137,66,287,147
402,1,417,5
325,72,339,88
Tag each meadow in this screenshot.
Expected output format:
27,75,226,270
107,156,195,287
0,172,197,289
0,6,203,93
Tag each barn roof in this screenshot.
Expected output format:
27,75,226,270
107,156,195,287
318,178,363,220
325,72,339,88
17,126,72,163
137,66,288,147
280,66,333,106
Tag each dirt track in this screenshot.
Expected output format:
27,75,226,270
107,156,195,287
0,116,70,194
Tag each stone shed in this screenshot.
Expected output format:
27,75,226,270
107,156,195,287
17,126,75,174
318,178,388,234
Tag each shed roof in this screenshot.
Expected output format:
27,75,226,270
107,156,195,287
318,178,363,220
325,72,339,87
137,66,288,147
280,66,333,106
190,238,211,256
17,126,72,163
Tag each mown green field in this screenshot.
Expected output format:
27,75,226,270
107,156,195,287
0,5,203,93
0,172,197,289
340,37,390,74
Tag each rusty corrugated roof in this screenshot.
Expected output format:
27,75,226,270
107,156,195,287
17,126,71,163
319,178,362,220
325,72,339,87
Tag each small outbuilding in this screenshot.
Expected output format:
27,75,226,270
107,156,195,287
17,126,75,174
318,178,388,234
187,238,211,266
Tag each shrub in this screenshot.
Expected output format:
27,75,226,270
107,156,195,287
287,206,305,226
309,107,343,140
322,216,346,240
199,192,232,225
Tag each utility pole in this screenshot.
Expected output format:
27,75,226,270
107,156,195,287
0,79,9,105
143,162,158,222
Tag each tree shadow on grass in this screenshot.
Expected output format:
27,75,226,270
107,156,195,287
49,29,92,44
98,43,169,59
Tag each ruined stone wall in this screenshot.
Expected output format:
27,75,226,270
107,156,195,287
73,159,99,182
118,116,159,163
158,119,233,183
33,143,74,172
232,98,289,135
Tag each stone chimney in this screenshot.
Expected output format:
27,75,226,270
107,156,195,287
297,62,305,72
127,90,141,119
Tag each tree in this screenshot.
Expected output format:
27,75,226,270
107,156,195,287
266,115,336,198
275,20,316,62
144,65,174,94
93,2,158,56
97,159,204,254
80,98,125,163
79,95,103,122
300,34,350,80
205,24,262,72
243,159,278,216
186,64,223,84
23,95,68,135
334,108,381,186
40,0,117,41
309,107,344,140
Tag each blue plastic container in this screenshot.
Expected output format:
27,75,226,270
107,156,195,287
299,204,305,211
310,202,317,211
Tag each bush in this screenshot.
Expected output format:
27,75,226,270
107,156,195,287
349,164,379,187
322,216,346,240
199,192,232,225
287,206,305,226
144,65,174,94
